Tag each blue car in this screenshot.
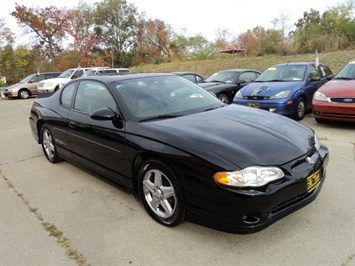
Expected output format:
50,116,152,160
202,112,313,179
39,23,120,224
233,62,333,120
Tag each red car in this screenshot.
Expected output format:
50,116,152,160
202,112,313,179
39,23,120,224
313,61,355,123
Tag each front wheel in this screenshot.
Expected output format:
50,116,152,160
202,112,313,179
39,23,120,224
18,89,30,99
217,93,230,104
137,160,185,227
41,126,63,163
292,98,306,120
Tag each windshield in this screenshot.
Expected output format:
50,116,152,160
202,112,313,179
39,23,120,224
113,75,224,121
256,65,306,82
19,74,36,83
205,71,239,83
58,69,75,78
335,62,355,80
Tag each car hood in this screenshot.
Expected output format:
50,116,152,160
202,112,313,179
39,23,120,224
241,81,303,96
6,83,24,90
318,79,355,96
136,104,314,169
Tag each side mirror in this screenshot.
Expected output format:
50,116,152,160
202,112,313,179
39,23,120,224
91,108,116,121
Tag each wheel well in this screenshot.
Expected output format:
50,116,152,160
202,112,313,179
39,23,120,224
131,152,176,192
36,120,45,143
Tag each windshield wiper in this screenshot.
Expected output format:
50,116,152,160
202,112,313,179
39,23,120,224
204,105,225,112
140,114,182,122
206,80,224,83
335,77,353,80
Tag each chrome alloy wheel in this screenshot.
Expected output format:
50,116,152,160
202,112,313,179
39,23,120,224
142,169,177,219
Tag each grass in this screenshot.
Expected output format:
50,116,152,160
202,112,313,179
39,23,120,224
130,49,355,77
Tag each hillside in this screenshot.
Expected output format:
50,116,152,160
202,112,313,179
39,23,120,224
130,49,355,77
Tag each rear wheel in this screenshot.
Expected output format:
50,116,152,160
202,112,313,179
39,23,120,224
41,126,62,163
18,89,30,99
292,97,306,120
137,160,185,227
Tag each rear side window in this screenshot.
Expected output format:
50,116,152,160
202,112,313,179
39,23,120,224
61,82,77,108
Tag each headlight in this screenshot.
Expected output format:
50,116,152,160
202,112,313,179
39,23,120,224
313,91,329,102
235,90,243,99
44,82,53,87
214,166,284,187
270,90,291,99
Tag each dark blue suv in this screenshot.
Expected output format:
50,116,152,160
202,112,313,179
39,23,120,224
233,62,333,120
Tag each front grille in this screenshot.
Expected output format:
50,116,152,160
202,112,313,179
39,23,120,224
38,83,44,88
270,190,314,214
244,96,269,100
330,97,355,103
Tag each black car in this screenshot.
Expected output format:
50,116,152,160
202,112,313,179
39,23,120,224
171,72,205,84
199,69,260,103
29,73,329,234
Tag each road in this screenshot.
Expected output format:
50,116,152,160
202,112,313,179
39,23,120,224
1,97,354,266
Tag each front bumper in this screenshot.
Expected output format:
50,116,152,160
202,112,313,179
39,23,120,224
183,144,329,234
233,98,296,116
313,101,355,122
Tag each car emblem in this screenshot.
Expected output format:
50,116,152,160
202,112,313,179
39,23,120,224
306,157,314,165
343,98,353,103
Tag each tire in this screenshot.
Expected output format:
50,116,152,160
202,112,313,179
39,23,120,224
54,86,60,92
218,93,230,104
137,160,185,227
41,126,63,163
18,89,30,99
292,97,306,120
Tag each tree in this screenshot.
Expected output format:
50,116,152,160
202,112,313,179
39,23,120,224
11,4,72,70
67,1,103,67
0,18,15,48
134,18,176,64
94,0,139,67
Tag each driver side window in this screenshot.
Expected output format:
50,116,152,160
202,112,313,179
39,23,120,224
74,81,117,114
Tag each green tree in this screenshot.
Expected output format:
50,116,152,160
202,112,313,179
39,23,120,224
94,0,139,67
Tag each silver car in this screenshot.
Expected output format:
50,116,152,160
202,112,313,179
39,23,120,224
3,72,61,99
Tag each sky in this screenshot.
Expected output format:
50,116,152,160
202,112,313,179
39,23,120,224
0,0,348,46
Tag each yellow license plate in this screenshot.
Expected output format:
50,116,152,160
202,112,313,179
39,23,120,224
307,170,321,192
248,102,259,108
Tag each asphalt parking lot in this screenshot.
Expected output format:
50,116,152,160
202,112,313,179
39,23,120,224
1,97,354,266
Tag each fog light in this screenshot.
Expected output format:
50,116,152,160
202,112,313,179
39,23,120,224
269,108,276,112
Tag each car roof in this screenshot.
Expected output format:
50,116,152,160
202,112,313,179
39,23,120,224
81,72,173,82
218,69,259,72
272,62,324,67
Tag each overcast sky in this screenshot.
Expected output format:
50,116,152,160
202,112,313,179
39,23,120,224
0,0,347,45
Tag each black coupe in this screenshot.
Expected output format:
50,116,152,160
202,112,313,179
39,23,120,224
199,69,260,103
29,73,329,234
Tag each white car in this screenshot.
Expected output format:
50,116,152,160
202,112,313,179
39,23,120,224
37,67,108,93
81,68,131,77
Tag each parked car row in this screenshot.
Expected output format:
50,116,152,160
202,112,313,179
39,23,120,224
4,60,354,123
3,72,62,99
2,67,132,98
182,60,354,123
